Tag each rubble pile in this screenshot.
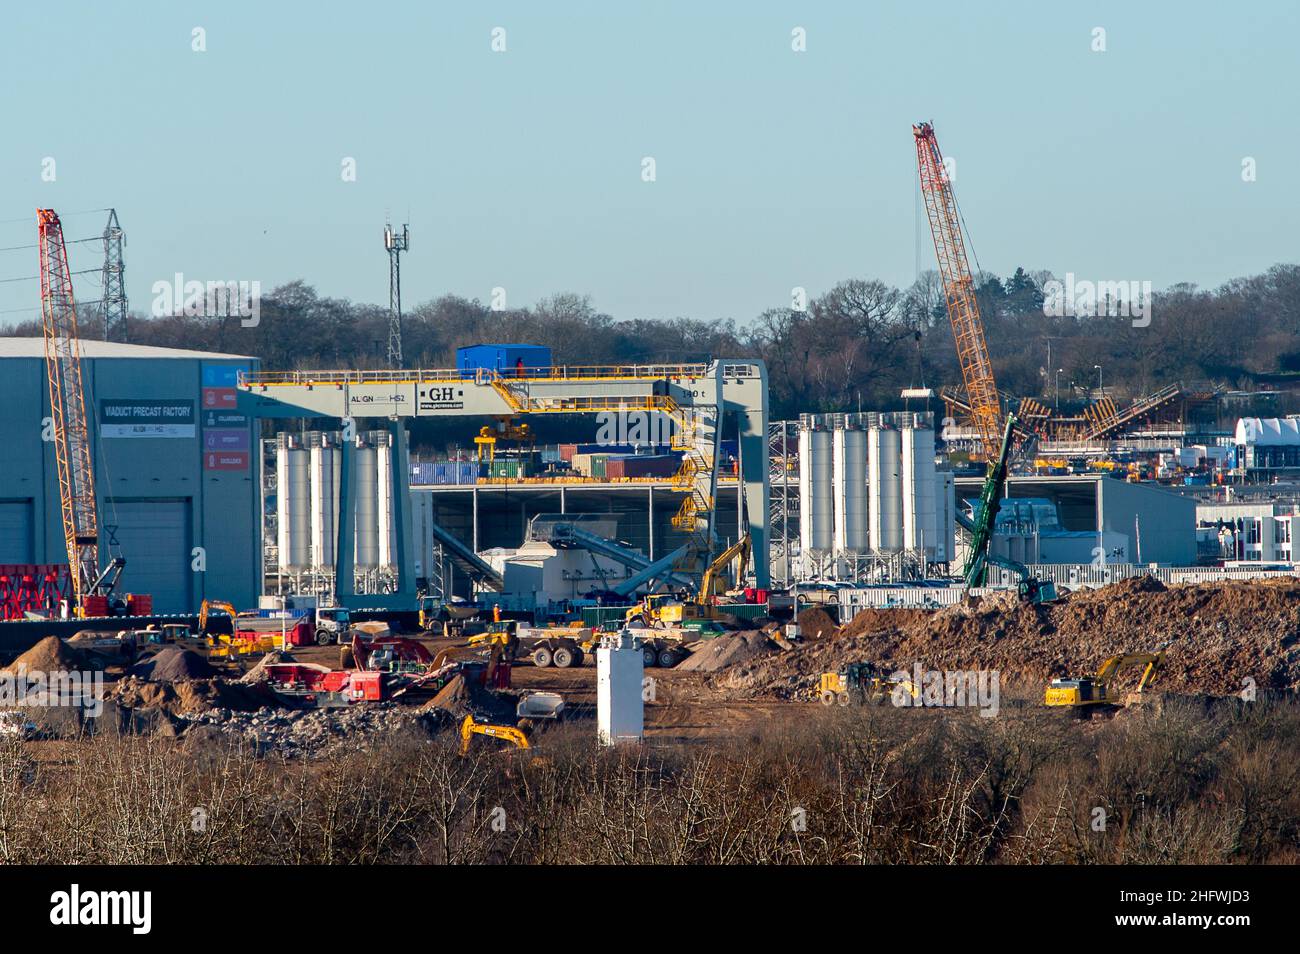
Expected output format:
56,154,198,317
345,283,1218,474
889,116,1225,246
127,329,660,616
180,703,447,758
717,578,1300,699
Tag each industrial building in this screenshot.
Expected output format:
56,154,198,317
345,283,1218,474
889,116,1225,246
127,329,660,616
245,357,771,611
0,339,260,613
1195,500,1297,563
1234,417,1300,475
953,475,1198,566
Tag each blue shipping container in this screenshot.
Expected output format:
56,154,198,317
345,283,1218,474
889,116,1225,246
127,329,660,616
457,344,552,377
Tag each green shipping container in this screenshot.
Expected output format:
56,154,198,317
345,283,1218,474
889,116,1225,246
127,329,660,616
581,605,637,628
712,602,770,621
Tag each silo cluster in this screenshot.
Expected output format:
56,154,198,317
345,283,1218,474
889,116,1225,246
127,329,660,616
797,411,955,564
275,430,398,592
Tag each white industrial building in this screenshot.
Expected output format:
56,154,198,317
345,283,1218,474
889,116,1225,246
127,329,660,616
1234,417,1300,474
1195,500,1297,564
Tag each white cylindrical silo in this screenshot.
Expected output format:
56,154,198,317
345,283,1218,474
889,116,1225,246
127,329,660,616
279,446,311,572
799,424,833,553
276,443,292,574
310,437,336,570
833,424,868,552
936,470,956,563
903,426,938,555
377,437,394,572
869,426,903,551
354,445,380,570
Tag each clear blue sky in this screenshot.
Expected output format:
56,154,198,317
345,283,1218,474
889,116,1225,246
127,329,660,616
2,0,1296,329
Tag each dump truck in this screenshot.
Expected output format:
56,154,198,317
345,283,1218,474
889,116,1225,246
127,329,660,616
818,662,920,707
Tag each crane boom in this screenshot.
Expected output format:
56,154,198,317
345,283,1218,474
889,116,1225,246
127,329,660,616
913,122,1002,455
38,209,100,608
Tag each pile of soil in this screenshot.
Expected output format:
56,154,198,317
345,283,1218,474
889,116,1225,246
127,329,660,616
126,647,217,682
718,577,1300,699
796,607,839,640
4,636,91,674
110,675,275,715
677,632,778,672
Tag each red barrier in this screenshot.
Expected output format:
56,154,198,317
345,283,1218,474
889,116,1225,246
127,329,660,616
0,564,71,620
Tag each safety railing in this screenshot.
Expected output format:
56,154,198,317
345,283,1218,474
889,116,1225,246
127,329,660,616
239,363,712,388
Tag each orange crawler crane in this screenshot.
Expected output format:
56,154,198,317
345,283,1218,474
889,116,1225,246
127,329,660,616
913,122,1002,457
38,209,102,613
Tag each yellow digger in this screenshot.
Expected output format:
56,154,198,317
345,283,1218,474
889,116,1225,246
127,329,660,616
1045,651,1164,708
460,714,530,755
649,532,753,625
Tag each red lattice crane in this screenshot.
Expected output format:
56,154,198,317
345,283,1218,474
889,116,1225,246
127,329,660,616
913,122,1002,456
38,208,101,609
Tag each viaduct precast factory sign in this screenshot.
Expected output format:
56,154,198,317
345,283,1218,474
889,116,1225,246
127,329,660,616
99,399,195,439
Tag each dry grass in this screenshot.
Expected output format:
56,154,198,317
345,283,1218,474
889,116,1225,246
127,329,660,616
1,698,1297,864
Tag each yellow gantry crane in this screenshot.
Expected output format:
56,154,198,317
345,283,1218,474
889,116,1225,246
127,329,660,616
38,209,103,613
913,122,1003,458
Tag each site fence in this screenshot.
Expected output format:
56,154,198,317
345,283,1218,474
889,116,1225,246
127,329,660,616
839,562,1300,613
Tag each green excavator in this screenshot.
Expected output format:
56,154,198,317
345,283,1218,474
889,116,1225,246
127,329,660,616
958,413,1058,604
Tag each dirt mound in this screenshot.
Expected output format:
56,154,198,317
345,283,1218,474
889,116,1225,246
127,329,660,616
719,579,1300,700
678,632,777,672
839,607,931,639
796,607,838,640
4,636,90,674
110,675,275,715
127,646,217,682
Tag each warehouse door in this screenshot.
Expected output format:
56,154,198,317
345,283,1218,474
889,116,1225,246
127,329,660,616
108,500,192,613
0,500,34,564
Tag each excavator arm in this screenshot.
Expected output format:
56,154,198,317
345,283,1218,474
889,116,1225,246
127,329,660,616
698,531,752,604
1094,652,1163,690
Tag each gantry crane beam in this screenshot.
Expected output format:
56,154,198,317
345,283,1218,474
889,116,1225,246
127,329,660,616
913,122,1002,457
38,209,100,607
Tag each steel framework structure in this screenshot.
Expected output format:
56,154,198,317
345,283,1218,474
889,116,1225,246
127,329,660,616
101,208,128,342
384,222,409,369
38,209,100,606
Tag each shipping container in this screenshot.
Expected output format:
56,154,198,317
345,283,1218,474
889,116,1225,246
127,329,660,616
582,605,638,628
558,443,578,462
456,344,552,377
605,454,680,479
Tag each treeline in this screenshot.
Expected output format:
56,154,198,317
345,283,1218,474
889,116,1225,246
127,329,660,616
9,263,1300,420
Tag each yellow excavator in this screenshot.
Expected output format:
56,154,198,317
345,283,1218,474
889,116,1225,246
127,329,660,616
198,599,238,635
1045,651,1164,708
460,714,530,755
653,531,753,625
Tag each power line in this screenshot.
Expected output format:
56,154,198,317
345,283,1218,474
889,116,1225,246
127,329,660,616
0,236,103,254
0,208,110,227
0,267,100,284
0,298,104,317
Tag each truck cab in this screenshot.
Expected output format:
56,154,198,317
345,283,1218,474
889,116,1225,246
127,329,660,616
313,607,351,645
